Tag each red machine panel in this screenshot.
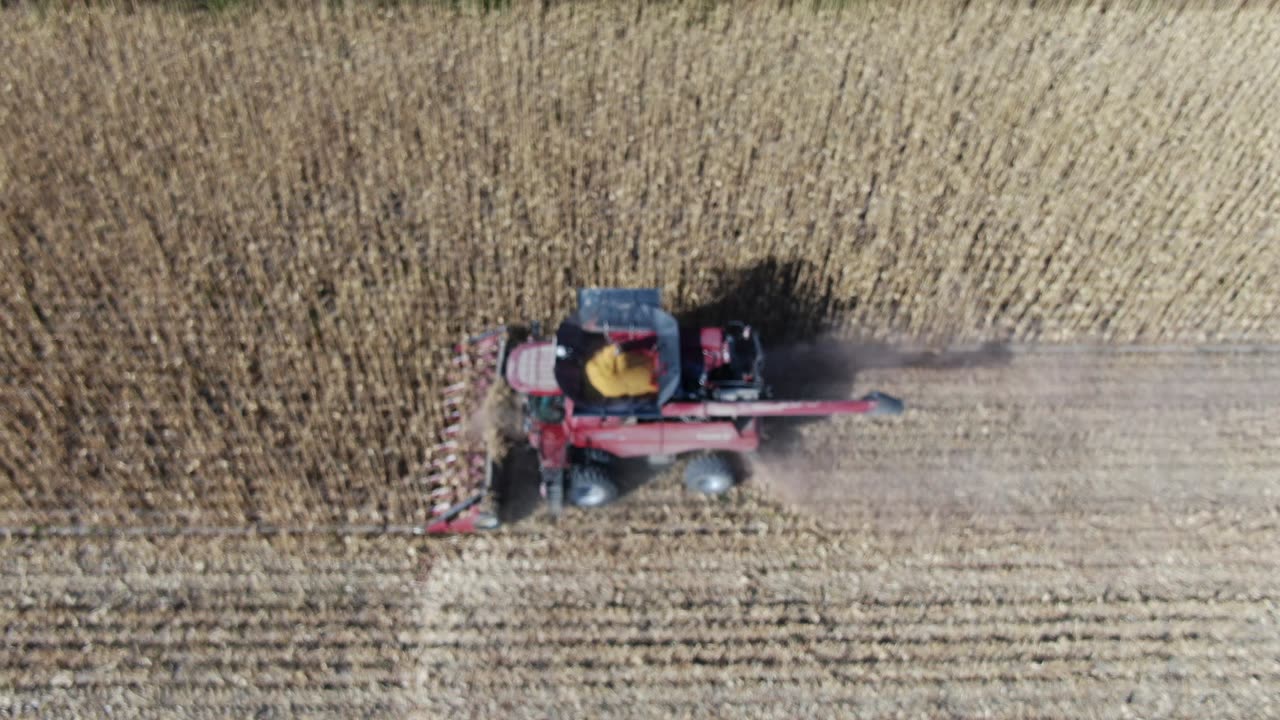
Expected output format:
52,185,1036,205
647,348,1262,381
699,327,729,372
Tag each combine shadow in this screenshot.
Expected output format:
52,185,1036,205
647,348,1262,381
676,258,1014,458
677,258,844,344
608,457,664,501
492,444,541,525
760,337,1012,456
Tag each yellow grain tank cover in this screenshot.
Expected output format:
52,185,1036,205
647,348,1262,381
584,345,658,398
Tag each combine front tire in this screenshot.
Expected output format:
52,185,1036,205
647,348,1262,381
568,465,619,508
685,454,736,496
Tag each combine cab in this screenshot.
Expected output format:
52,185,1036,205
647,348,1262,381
426,288,904,532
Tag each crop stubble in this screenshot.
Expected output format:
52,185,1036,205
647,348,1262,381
0,533,438,718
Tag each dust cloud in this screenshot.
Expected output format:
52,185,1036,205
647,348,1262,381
747,344,1280,526
464,381,526,455
747,336,1014,519
763,337,1012,402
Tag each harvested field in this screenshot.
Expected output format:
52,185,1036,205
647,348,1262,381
5,349,1280,718
757,343,1280,517
0,533,436,718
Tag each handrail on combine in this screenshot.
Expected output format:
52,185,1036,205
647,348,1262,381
661,392,904,419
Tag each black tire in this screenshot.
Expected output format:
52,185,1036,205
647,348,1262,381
684,454,736,495
568,465,619,508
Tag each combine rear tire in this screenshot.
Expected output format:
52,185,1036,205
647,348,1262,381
685,454,736,496
568,465,618,508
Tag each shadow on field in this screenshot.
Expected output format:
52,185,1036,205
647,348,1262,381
677,258,843,343
760,336,1013,457
492,445,541,525
677,258,1014,458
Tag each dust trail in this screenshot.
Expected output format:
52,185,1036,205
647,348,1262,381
763,337,1012,402
750,336,1012,514
748,345,1280,524
743,334,1006,514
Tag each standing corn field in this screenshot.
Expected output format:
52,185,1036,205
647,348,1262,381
2,1,1278,528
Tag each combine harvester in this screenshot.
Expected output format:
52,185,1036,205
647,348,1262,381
424,288,903,533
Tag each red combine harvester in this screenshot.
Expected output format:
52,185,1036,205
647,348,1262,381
425,288,903,533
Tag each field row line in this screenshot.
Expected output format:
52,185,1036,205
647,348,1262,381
7,600,1258,634
0,522,446,540
4,512,1274,546
8,551,1278,590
